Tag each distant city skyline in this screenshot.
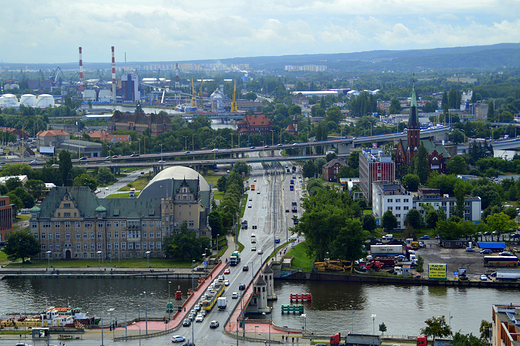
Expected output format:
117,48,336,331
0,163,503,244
1,0,519,64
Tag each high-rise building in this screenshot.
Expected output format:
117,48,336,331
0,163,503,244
121,74,140,103
359,149,395,200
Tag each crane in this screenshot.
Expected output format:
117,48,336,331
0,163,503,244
230,80,238,112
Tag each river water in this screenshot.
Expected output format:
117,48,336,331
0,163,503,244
0,277,513,337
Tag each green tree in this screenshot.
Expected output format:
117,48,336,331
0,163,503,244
416,255,425,274
382,210,398,231
163,221,210,260
471,185,500,210
452,332,488,346
59,150,73,186
379,322,387,335
362,214,377,232
325,106,344,125
420,315,452,344
414,142,430,184
97,166,115,184
403,174,420,192
217,176,227,192
486,212,517,241
454,182,465,218
388,99,401,114
447,156,467,175
25,179,45,201
479,320,492,342
326,152,338,162
405,209,423,230
232,161,249,175
425,208,439,229
13,186,34,208
315,158,327,176
3,230,41,262
208,211,224,239
73,174,98,191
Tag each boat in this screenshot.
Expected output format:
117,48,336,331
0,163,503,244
41,307,98,328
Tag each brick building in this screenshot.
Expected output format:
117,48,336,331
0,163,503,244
0,196,13,241
236,114,274,136
359,149,395,200
107,111,172,136
322,159,347,182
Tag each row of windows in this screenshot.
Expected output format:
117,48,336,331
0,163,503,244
387,198,410,203
387,206,409,211
33,221,162,229
41,242,162,251
34,231,162,239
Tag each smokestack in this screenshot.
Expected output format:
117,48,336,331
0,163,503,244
79,47,84,92
111,46,116,102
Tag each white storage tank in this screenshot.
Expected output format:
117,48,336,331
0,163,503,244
20,94,36,107
36,94,55,108
1,94,19,107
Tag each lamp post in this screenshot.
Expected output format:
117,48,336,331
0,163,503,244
168,281,172,321
160,144,163,162
350,305,354,332
300,313,306,333
449,311,453,329
137,304,141,321
101,313,104,346
191,259,196,292
108,308,115,339
371,314,377,335
216,233,219,263
205,248,208,278
250,261,254,281
262,310,271,346
145,251,151,267
141,291,153,335
132,322,141,346
46,250,51,268
97,250,102,267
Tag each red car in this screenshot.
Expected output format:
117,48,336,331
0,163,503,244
224,268,230,274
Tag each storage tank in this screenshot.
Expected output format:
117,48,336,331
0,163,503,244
98,90,112,102
20,94,36,107
82,90,96,101
36,94,55,108
1,94,19,107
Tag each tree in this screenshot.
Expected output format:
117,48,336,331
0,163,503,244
97,166,115,184
479,320,492,342
452,332,488,346
454,182,465,218
25,179,45,201
416,255,424,274
5,177,23,192
414,142,430,184
59,150,73,186
208,211,224,239
420,315,452,344
382,210,398,231
315,158,327,175
362,214,377,232
232,161,249,175
163,221,210,260
217,176,227,192
73,174,98,191
471,185,500,210
379,322,387,335
403,174,420,192
325,106,344,125
425,208,439,229
404,209,423,230
486,212,517,241
388,99,401,114
3,230,41,262
326,152,338,162
447,156,467,175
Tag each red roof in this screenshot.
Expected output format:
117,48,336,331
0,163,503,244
37,130,69,137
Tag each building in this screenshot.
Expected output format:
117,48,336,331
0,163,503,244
88,130,131,142
236,114,274,136
372,181,413,229
359,149,395,200
107,110,173,136
395,86,450,173
0,127,29,140
372,183,482,229
284,114,299,136
322,159,347,182
58,140,103,158
37,130,70,154
0,196,13,241
121,74,140,103
491,304,520,346
29,166,213,260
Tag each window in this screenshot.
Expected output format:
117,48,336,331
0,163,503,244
65,232,70,239
64,212,71,217
49,244,53,250
142,231,147,238
149,221,153,227
76,243,81,250
114,231,119,238
121,242,126,250
48,233,53,240
395,206,401,210
64,203,71,208
156,221,161,227
142,243,147,250
90,232,95,239
43,222,51,229
85,222,92,228
396,214,401,217
106,221,111,228
107,243,112,250
114,221,119,228
83,232,87,239
57,213,60,217
33,233,39,238
150,232,154,238
121,221,126,228
31,222,37,229
56,243,60,251
98,222,103,228
387,207,393,211
404,199,409,203
65,222,71,228
188,221,194,227
396,199,401,203
150,242,154,249
122,232,126,238
97,232,102,239
90,243,95,250
128,243,133,250
156,231,161,238
388,199,393,203
41,244,46,250
142,221,146,227
404,206,409,211
156,242,161,249
114,242,119,250
75,221,81,228
107,232,111,239
97,243,102,250
55,232,60,239
83,243,88,250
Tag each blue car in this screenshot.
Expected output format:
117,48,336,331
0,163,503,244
275,238,280,243
420,235,430,240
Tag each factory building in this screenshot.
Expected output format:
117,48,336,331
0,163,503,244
121,74,140,103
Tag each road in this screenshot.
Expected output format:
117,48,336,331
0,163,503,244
97,168,152,198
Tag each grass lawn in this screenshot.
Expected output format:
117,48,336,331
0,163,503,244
213,191,224,201
203,172,222,187
239,195,247,218
287,241,315,271
8,258,198,268
120,176,151,191
16,215,31,222
106,192,141,198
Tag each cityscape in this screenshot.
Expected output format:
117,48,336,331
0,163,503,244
1,1,520,346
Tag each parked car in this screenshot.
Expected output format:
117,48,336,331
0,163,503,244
480,275,488,281
480,249,492,254
275,238,280,243
258,250,263,255
499,251,513,256
419,235,430,240
465,247,475,252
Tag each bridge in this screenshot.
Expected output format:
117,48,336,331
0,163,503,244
457,138,520,154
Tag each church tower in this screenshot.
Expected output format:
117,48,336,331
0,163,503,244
406,84,421,163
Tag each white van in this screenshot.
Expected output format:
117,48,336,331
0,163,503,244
382,234,393,240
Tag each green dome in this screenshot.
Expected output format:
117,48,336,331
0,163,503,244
30,206,41,213
95,205,107,212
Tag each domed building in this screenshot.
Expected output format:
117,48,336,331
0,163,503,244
139,166,212,237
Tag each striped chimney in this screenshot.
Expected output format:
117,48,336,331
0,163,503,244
79,47,84,92
111,46,116,102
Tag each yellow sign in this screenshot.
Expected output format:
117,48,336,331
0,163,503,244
428,263,447,280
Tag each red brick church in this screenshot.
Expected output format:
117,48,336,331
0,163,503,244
395,86,449,173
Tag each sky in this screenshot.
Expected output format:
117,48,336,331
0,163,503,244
1,0,520,64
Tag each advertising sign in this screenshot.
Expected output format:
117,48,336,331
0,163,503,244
428,263,447,280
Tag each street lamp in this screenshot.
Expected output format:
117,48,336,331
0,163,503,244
371,314,377,335
249,261,254,281
160,144,163,162
140,291,153,335
97,250,102,267
132,322,141,346
350,305,354,332
216,233,220,263
46,250,51,268
191,259,196,292
145,251,151,268
108,308,115,339
300,313,307,333
168,281,172,321
262,310,271,346
449,311,453,329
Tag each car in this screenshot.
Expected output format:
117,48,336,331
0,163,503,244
251,246,256,251
183,319,191,327
419,235,430,240
195,314,204,322
112,155,118,158
232,292,238,299
275,238,280,243
224,280,229,286
130,153,139,157
239,284,246,290
258,250,263,255
254,179,257,182
250,146,255,149
500,251,513,256
80,157,87,161
480,249,492,254
188,313,195,321
264,145,269,148
292,142,297,146
251,238,256,243
465,247,475,252
480,275,488,281
29,160,38,165
257,191,260,194
210,320,220,328
212,148,218,152
277,144,282,147
171,335,186,343
249,197,252,201
243,265,249,271
185,151,190,154
51,163,59,168
158,160,166,163
248,204,252,208
200,309,207,317
286,209,289,213
194,304,201,311
224,268,230,274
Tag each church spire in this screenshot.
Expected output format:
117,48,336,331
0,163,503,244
409,80,418,127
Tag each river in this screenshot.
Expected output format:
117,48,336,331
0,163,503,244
0,277,513,337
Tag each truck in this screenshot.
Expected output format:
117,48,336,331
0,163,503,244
217,297,227,310
411,241,419,250
241,220,248,230
230,251,241,266
250,184,255,191
417,336,453,345
330,333,381,346
495,270,520,280
369,244,403,256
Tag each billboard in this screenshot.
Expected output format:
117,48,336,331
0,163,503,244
428,263,447,280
